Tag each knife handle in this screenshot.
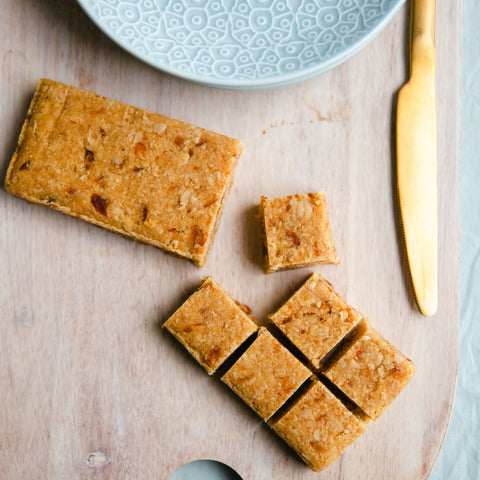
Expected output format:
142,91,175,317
410,0,436,73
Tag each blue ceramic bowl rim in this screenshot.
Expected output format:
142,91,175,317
76,0,406,90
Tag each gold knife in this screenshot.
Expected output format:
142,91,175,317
396,0,437,316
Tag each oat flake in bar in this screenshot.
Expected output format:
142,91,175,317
5,79,243,266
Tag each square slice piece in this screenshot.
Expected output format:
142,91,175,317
163,277,258,375
5,79,243,266
272,380,368,472
221,328,311,420
269,273,363,369
324,322,416,420
259,192,339,273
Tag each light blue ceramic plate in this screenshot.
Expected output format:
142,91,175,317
76,0,405,89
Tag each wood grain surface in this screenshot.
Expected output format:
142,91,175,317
0,1,461,479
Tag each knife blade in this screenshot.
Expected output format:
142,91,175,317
396,0,437,316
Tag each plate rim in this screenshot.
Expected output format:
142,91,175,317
76,0,406,90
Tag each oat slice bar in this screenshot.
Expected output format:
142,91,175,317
324,321,416,420
163,277,258,375
269,273,363,369
259,192,339,273
222,328,311,420
272,380,369,472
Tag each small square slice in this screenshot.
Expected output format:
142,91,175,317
272,380,368,472
324,322,416,420
163,277,258,375
269,273,363,369
5,79,243,266
222,328,311,420
259,192,339,273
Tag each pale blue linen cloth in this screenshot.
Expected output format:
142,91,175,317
430,0,480,478
172,1,479,477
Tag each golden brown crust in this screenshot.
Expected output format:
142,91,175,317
163,277,258,375
272,381,368,472
221,328,311,420
269,273,363,368
260,192,339,273
324,322,416,420
5,79,243,266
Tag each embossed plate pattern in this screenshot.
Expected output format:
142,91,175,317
76,0,405,89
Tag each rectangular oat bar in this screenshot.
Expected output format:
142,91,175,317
5,79,243,266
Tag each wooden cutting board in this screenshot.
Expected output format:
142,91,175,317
0,1,460,479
